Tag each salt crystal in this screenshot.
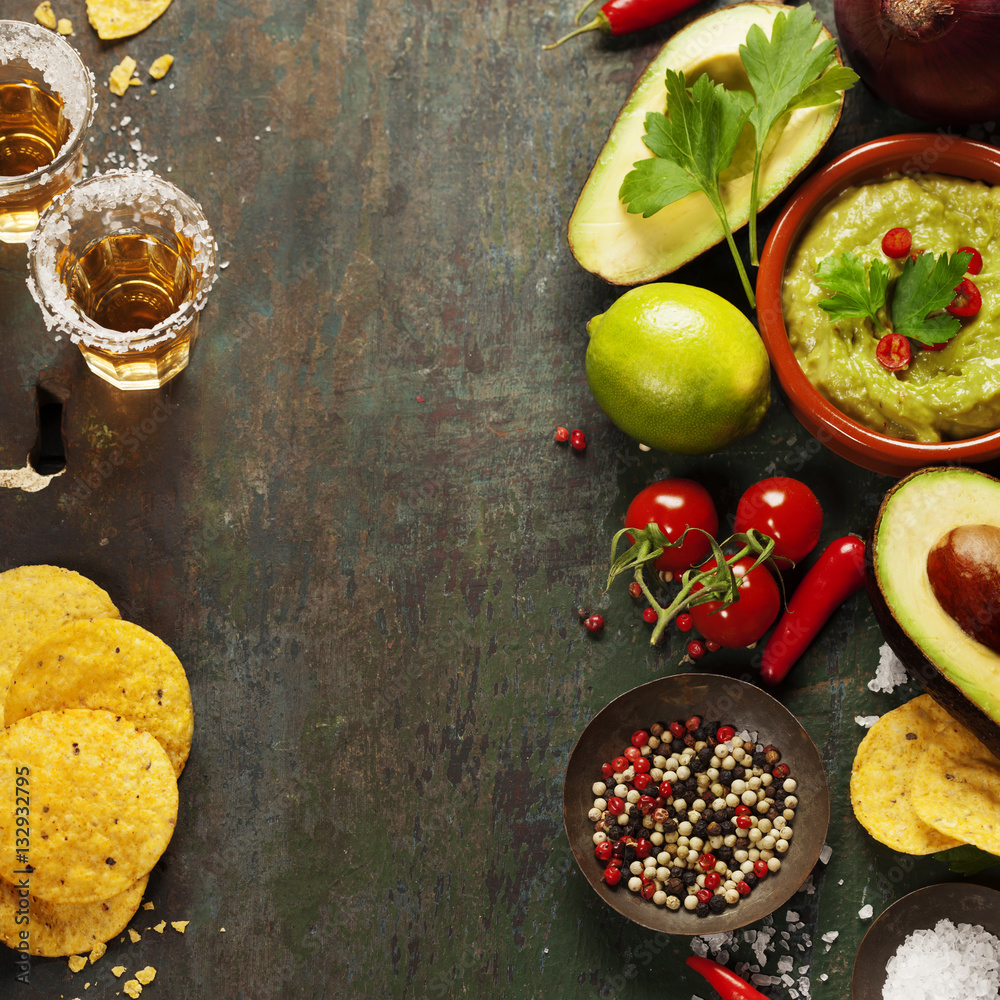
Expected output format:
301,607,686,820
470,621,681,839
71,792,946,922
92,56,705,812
869,643,908,692
786,911,799,923
856,715,880,728
778,956,794,973
781,974,794,986
820,974,828,981
120,115,131,126
819,844,833,864
821,931,839,944
859,904,873,919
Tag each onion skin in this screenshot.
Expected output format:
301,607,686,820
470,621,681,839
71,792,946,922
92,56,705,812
834,0,1000,124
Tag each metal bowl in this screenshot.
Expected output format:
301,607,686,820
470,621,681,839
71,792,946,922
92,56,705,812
852,883,1000,1000
564,673,830,935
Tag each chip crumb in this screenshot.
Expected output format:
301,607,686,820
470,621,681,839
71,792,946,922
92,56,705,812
135,967,156,985
150,919,166,933
112,967,126,978
57,17,73,34
34,2,57,29
89,942,107,964
171,920,189,933
142,902,154,910
67,955,87,973
220,926,226,932
109,57,137,98
149,54,174,79
129,77,143,87
123,980,142,999
128,928,141,943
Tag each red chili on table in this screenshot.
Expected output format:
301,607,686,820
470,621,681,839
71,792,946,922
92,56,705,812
543,0,703,49
686,956,772,1000
760,535,867,685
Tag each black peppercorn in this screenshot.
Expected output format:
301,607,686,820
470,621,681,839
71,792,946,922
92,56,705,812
695,902,711,918
753,752,767,768
708,895,727,914
719,769,734,785
669,867,685,880
716,846,733,862
662,818,678,832
672,739,686,755
650,723,664,738
744,872,758,888
682,870,697,886
706,822,722,837
720,820,734,834
666,877,685,895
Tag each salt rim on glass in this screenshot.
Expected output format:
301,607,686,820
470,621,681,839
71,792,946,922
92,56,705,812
26,169,219,353
0,19,97,196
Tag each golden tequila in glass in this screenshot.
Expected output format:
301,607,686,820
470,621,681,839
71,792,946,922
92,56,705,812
0,20,95,244
28,170,218,390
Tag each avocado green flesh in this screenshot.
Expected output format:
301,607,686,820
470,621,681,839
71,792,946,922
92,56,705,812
876,468,1000,726
568,3,844,286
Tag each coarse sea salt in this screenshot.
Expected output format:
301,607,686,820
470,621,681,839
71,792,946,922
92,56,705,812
883,918,1000,1000
856,715,880,728
869,643,908,693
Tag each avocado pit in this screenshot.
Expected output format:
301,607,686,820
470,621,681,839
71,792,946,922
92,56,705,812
926,524,1000,655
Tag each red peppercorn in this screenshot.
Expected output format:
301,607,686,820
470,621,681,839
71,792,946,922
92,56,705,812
653,796,666,809
595,841,613,862
641,607,658,624
601,761,614,779
570,429,586,451
698,853,717,871
631,730,649,748
753,860,769,878
554,426,570,442
607,796,625,815
635,838,653,859
641,882,657,900
696,888,713,904
604,866,622,886
632,773,651,792
611,756,628,772
628,581,643,599
704,872,721,890
633,757,651,774
687,639,707,659
705,640,721,652
584,614,604,633
959,245,984,275
669,721,685,739
658,781,672,798
676,613,694,632
653,808,670,824
734,804,750,816
881,226,912,258
773,763,790,779
611,843,626,860
638,795,656,815
623,746,641,763
736,815,752,830
716,726,736,743
685,716,701,732
737,880,752,896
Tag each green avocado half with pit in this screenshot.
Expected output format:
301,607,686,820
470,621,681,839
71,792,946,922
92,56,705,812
868,467,1000,758
568,2,846,286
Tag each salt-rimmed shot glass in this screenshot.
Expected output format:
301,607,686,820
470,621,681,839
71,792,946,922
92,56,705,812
0,20,96,244
27,170,218,390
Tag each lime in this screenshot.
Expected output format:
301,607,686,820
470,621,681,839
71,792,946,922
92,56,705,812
585,283,771,455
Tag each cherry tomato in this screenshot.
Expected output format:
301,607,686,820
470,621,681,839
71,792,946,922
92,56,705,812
625,479,718,574
690,557,780,648
734,477,823,566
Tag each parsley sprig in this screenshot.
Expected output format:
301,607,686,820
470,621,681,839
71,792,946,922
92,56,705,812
816,249,972,345
619,4,856,308
607,525,779,647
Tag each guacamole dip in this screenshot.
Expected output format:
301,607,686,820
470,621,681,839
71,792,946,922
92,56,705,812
783,173,1000,442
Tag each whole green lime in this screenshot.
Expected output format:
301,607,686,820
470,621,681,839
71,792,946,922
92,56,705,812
585,283,771,455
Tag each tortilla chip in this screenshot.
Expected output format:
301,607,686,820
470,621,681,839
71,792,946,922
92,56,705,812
0,875,146,957
6,619,194,776
109,56,137,98
0,566,119,705
0,709,177,904
34,2,57,29
86,0,172,40
148,54,173,80
850,694,964,854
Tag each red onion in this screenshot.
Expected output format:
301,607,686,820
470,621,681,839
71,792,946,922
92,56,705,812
834,0,1000,124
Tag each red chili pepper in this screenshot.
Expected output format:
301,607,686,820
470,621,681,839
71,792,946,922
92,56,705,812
686,956,772,1000
543,0,702,50
759,535,866,686
946,277,982,318
876,332,911,371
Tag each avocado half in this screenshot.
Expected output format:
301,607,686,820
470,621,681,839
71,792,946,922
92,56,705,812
568,3,846,286
867,467,1000,758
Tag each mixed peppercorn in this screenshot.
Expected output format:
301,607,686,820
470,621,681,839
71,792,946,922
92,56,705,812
588,716,798,916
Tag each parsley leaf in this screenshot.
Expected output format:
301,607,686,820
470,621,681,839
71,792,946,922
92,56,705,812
815,252,889,331
932,844,1000,876
892,250,971,344
740,4,858,265
619,71,755,306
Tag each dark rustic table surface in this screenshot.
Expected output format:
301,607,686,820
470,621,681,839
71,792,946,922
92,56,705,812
1,1,999,998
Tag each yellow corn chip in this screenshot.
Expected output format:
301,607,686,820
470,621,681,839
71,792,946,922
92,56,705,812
0,710,177,904
149,54,173,79
112,967,126,977
135,967,155,985
109,56,137,98
123,980,142,999
128,928,141,943
86,0,172,40
171,919,188,933
57,18,73,34
34,2,57,29
68,954,86,972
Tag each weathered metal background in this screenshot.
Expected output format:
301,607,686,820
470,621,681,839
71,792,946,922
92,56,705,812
1,0,999,997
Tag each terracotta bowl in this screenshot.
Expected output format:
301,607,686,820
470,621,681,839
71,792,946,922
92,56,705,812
756,134,1000,478
564,673,830,935
852,883,1000,1000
